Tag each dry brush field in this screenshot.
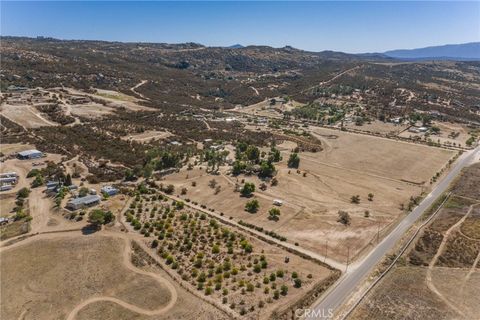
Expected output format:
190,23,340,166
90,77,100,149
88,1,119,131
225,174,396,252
164,127,456,263
350,162,480,320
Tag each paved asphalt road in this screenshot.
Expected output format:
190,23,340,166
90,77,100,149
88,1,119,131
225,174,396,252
307,145,480,319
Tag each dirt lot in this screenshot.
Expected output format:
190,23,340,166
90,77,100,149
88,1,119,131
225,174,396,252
1,103,57,128
121,130,172,143
0,235,175,320
164,129,454,263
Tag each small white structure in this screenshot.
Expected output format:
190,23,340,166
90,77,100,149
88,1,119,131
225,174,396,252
418,127,429,132
273,199,283,206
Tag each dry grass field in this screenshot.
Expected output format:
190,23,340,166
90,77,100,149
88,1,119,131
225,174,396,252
350,267,460,320
1,103,57,128
0,235,175,320
75,244,230,320
164,128,455,262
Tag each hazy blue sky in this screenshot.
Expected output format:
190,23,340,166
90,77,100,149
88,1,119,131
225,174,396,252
1,1,479,53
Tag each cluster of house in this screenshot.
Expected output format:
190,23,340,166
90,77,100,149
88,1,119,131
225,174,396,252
65,185,119,211
0,172,18,192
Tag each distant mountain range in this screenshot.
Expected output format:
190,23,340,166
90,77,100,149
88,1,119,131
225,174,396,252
226,42,479,61
382,42,480,61
228,44,244,49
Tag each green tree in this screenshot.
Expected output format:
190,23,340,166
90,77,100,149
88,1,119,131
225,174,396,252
287,153,300,168
269,147,282,162
31,175,44,188
245,145,260,163
17,187,30,199
294,278,302,288
258,161,276,178
88,209,114,227
268,207,281,221
65,173,72,186
232,161,246,175
79,187,89,197
164,184,175,194
245,199,259,213
241,182,255,197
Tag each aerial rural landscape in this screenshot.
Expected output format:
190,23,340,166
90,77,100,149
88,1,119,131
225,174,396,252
1,1,479,320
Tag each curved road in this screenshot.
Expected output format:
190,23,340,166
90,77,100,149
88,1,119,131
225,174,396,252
308,145,480,319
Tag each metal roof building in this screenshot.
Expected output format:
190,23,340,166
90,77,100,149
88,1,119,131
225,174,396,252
66,194,101,210
17,149,43,160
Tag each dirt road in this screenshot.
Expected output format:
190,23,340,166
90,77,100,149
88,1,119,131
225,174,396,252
130,80,149,100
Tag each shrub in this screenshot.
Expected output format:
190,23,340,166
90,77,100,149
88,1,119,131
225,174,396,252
268,207,281,221
17,187,30,199
245,199,259,213
337,210,351,226
287,153,300,168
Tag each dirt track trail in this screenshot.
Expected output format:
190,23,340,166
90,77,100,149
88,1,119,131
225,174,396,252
66,235,178,320
426,203,480,317
130,80,149,100
302,65,361,93
28,188,53,233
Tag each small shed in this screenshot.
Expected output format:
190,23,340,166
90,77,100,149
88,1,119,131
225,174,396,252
101,185,119,196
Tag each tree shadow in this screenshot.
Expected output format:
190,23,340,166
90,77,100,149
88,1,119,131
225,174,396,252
81,224,100,235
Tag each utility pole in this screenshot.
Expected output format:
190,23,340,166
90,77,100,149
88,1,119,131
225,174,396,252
345,246,350,272
324,240,328,264
377,222,380,244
